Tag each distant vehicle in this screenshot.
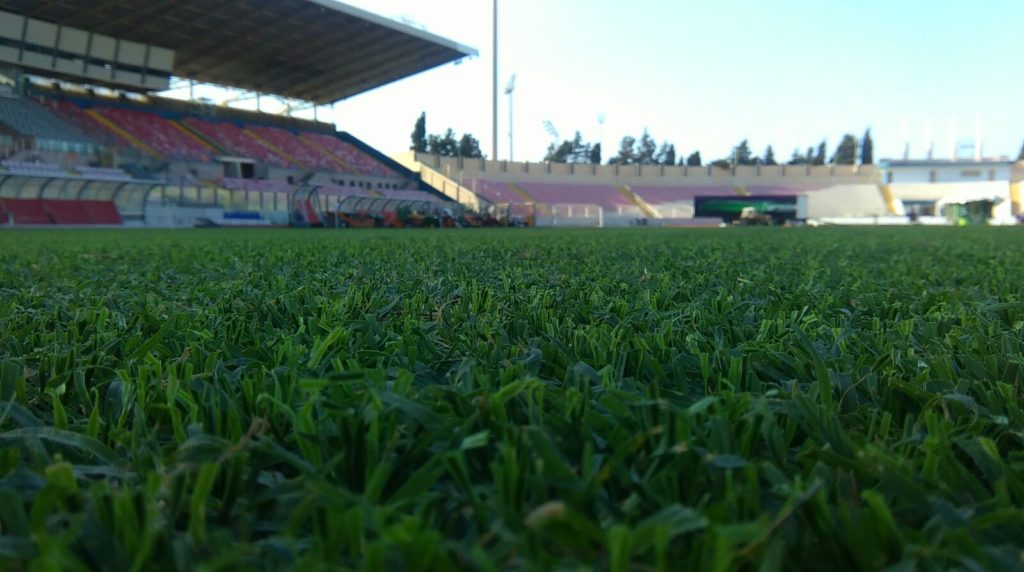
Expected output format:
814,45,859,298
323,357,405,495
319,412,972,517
732,206,774,226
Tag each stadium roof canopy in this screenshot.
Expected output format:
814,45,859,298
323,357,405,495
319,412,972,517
0,0,477,104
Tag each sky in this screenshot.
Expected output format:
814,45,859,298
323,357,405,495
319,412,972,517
166,0,1024,163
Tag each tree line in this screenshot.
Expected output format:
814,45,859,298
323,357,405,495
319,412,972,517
410,112,484,158
539,128,874,167
410,114,886,167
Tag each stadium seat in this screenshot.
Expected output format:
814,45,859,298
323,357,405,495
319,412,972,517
464,179,524,204
515,182,635,210
380,189,445,202
0,199,54,224
186,119,290,167
45,100,133,148
80,200,122,224
218,178,295,194
75,166,134,181
1,160,67,177
43,200,93,224
97,108,211,161
314,184,377,199
247,126,338,170
301,133,396,177
0,97,94,144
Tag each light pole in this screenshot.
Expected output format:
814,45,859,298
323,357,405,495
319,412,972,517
505,74,516,162
492,0,498,160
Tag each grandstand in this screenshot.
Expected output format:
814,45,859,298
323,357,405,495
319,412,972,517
391,151,1024,226
394,152,904,226
0,1,475,227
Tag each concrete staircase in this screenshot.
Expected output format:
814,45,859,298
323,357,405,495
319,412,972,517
170,120,227,156
618,185,660,219
390,153,484,210
879,184,899,214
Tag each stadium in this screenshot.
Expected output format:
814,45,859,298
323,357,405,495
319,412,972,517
2,2,1024,570
1,2,1021,228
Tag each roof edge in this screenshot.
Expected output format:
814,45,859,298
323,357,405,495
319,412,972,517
306,0,479,58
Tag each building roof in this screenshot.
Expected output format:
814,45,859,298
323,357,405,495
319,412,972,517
880,159,1015,168
0,0,477,104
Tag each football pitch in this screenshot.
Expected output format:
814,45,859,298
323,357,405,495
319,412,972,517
1,227,1022,570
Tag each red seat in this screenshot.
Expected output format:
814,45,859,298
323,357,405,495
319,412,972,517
303,133,397,177
81,200,122,224
0,199,54,224
44,199,92,224
187,119,289,167
249,126,336,170
98,108,211,161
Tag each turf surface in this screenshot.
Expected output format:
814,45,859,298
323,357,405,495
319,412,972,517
1,227,1023,570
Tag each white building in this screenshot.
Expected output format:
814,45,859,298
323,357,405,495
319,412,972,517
879,159,1019,222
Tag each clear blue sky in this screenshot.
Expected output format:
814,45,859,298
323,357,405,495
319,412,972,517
184,0,1024,163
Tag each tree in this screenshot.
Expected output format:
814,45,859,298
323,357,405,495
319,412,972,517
730,139,755,165
458,133,483,158
685,151,702,166
609,135,638,165
861,129,874,164
410,112,428,153
637,130,659,165
543,131,592,163
1018,139,1024,161
544,140,573,163
656,142,676,166
416,119,483,158
789,147,815,165
589,143,602,165
428,128,459,157
763,145,777,166
813,141,826,165
833,134,858,165
569,131,591,163
788,148,807,165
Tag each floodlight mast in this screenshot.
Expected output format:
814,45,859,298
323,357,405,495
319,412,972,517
492,0,498,160
505,74,516,162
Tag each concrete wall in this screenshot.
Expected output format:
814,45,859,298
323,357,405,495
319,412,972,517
805,185,888,218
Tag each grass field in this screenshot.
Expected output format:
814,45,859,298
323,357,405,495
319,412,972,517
1,227,1023,571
